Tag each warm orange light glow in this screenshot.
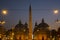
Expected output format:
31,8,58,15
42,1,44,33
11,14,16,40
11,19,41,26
53,9,59,14
32,35,33,39
52,37,55,40
56,21,60,23
1,21,5,24
2,9,8,15
0,21,1,24
10,37,13,40
0,34,1,38
37,30,39,32
16,35,20,40
0,21,5,24
26,36,28,39
48,27,51,30
24,29,26,32
12,32,14,35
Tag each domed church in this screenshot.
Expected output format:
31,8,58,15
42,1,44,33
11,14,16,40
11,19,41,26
14,20,29,40
33,18,50,40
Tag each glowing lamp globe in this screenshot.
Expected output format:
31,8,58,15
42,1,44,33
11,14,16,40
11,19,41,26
2,9,8,15
54,9,59,14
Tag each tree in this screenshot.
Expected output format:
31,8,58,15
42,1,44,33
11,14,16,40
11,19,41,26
57,27,60,35
51,29,57,38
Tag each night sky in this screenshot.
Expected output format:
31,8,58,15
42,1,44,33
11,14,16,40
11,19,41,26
0,0,60,30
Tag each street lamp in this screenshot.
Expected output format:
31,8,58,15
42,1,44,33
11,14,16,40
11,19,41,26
0,9,8,40
0,9,8,25
53,9,59,14
1,9,8,15
53,9,60,23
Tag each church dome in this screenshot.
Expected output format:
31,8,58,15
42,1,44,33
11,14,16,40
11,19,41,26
38,22,49,28
33,18,49,33
38,18,49,28
33,18,50,35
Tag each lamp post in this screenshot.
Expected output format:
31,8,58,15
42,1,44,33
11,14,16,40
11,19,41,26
0,9,8,25
0,9,8,40
53,9,60,40
53,9,60,23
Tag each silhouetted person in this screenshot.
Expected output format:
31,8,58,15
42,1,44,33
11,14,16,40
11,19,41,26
0,38,1,40
42,36,44,40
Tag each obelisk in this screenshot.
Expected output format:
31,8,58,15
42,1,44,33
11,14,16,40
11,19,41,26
29,4,32,40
